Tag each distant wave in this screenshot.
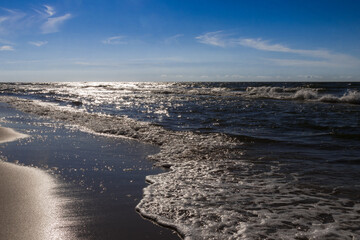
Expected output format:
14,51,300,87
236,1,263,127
244,86,360,104
0,82,359,105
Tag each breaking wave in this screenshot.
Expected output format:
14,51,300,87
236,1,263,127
244,86,360,104
1,83,359,106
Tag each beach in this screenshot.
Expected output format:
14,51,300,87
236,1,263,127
0,103,179,239
1,0,359,238
0,126,63,240
0,82,359,239
0,161,70,240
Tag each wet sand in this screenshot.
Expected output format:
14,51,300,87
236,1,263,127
0,126,28,143
0,127,70,239
0,103,179,239
0,161,72,240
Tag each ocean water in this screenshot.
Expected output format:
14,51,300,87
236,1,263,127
0,82,359,239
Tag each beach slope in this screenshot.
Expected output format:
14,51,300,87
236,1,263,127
0,127,69,240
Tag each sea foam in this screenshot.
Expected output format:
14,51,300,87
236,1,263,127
244,86,360,104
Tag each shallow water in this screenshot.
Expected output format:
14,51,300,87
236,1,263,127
0,103,178,239
0,82,359,239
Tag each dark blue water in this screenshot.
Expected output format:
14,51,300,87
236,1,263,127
1,82,359,162
0,82,359,239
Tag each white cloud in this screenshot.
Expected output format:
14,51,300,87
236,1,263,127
235,38,360,66
44,5,55,17
0,6,71,35
102,36,127,45
0,45,14,51
41,13,72,34
29,41,48,47
237,38,291,52
34,5,56,17
196,31,360,68
196,31,227,47
236,38,357,62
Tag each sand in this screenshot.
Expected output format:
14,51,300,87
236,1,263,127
0,126,29,144
0,127,71,240
0,105,179,239
0,162,72,240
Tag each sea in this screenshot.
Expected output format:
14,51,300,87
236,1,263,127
0,82,359,239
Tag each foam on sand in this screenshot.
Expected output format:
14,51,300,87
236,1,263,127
0,127,72,240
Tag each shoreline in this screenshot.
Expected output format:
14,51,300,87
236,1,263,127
0,161,72,240
0,102,180,239
0,126,29,143
0,127,71,239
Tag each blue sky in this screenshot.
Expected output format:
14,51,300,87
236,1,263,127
0,0,360,81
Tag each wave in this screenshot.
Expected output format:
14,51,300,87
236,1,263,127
1,95,359,239
244,86,360,104
1,83,359,106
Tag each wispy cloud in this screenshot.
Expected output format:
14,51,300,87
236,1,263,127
0,16,8,24
74,57,185,68
195,31,227,47
29,41,48,47
237,38,291,52
102,36,127,45
196,31,360,68
0,8,27,34
267,58,341,67
0,5,71,35
41,13,72,34
0,45,14,51
74,61,110,67
3,59,43,64
236,38,354,61
38,5,72,34
164,34,184,44
44,5,55,17
239,38,360,67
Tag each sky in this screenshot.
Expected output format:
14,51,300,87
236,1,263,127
0,0,360,81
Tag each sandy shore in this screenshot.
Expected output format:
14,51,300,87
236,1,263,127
0,126,29,143
0,103,179,239
0,127,71,240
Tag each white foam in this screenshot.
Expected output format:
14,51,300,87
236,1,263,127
293,89,318,100
244,86,360,104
